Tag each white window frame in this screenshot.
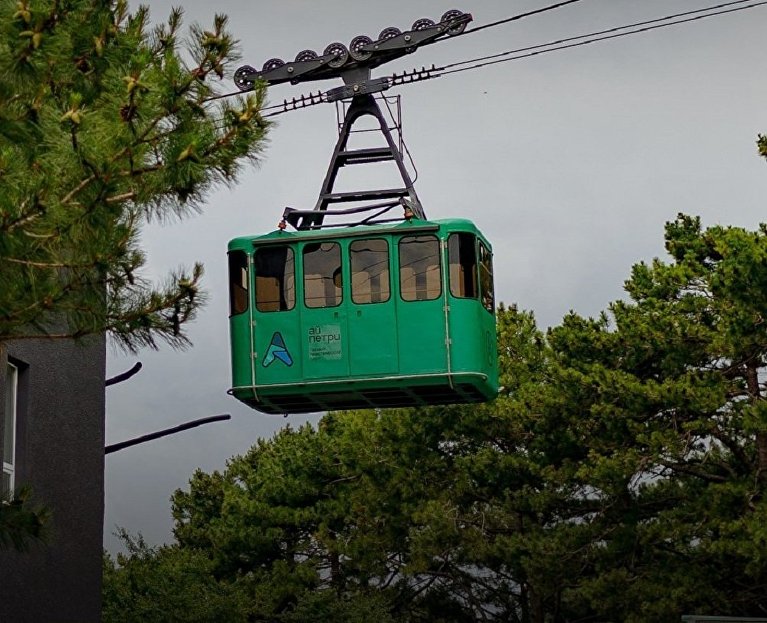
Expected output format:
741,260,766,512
3,362,18,494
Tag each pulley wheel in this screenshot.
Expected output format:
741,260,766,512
411,18,435,31
324,42,349,68
233,65,256,91
295,49,318,62
349,35,373,61
261,58,285,72
441,10,467,35
377,26,401,41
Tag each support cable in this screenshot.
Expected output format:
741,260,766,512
434,0,766,77
455,0,586,37
380,95,419,185
440,0,759,72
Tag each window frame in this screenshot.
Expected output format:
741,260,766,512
398,234,443,302
350,238,391,305
3,362,17,495
447,232,479,300
254,245,296,313
228,250,250,316
478,241,495,314
303,241,343,309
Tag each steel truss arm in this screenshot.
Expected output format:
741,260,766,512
284,94,424,230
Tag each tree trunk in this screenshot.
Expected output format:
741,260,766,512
521,582,530,623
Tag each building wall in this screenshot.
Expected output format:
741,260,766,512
0,336,106,623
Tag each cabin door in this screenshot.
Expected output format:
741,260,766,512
347,238,399,376
299,241,350,380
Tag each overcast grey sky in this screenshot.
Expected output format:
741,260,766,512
104,0,767,553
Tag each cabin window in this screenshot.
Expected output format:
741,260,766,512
399,235,441,301
479,242,494,313
448,233,478,299
228,251,249,316
254,246,295,312
304,242,342,308
350,239,390,304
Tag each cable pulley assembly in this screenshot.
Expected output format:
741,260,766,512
233,10,471,92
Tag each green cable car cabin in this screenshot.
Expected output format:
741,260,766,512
227,18,498,414
228,218,498,414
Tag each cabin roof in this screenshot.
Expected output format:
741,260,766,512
228,218,488,251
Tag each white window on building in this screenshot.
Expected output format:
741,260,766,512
3,362,17,495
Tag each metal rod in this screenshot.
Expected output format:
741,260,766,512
105,362,142,387
104,414,231,455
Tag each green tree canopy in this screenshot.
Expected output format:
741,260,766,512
103,530,250,623
0,0,268,350
0,0,268,551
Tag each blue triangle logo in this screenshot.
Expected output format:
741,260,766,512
262,332,293,367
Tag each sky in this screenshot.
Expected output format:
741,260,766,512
103,0,767,553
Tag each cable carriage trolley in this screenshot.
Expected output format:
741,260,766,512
228,10,499,414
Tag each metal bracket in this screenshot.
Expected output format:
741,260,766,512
326,77,391,103
284,93,424,230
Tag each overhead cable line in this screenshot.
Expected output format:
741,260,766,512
436,0,766,77
455,0,586,37
439,0,761,73
380,95,419,183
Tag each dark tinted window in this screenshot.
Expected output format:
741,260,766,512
350,239,390,304
479,242,494,313
399,235,441,301
448,233,478,299
254,246,295,312
304,242,342,308
228,251,249,316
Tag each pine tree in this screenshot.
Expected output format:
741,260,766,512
0,0,268,350
0,0,268,551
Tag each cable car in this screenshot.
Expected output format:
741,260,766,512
227,10,498,414
228,217,497,414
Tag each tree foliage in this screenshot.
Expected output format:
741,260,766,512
0,0,269,556
0,0,268,350
0,486,48,551
102,529,249,623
